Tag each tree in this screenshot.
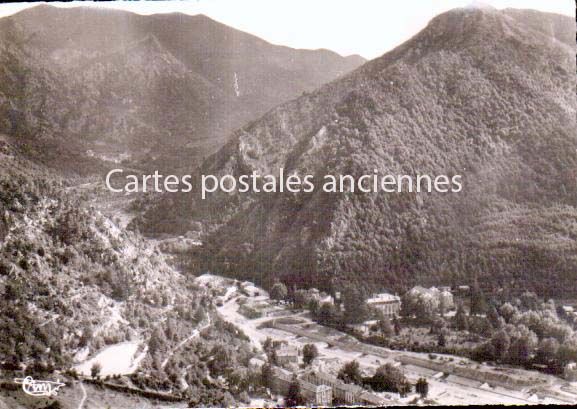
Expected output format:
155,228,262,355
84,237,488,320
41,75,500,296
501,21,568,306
239,391,250,404
472,342,496,362
366,364,411,396
490,330,511,361
401,292,435,323
307,299,319,316
209,345,233,375
270,282,288,301
292,290,308,309
43,401,63,409
536,337,559,364
90,362,102,379
285,375,305,407
508,325,538,365
557,341,577,367
79,327,93,348
148,327,165,354
263,337,274,354
338,360,362,385
271,348,281,366
470,280,486,316
520,292,540,311
437,332,447,348
416,377,429,398
316,302,337,326
377,318,394,337
392,316,402,335
261,363,273,389
454,303,468,331
499,303,519,323
430,317,446,335
0,259,10,276
5,282,21,302
303,343,318,366
439,296,446,317
342,286,369,325
487,304,501,329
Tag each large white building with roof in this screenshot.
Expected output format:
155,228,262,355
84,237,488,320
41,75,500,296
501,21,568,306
366,293,401,317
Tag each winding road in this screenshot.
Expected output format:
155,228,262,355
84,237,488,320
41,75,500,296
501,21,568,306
160,316,212,369
77,382,87,409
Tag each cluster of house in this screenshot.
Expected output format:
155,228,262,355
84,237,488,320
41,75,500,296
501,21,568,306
240,281,261,297
406,286,455,310
271,366,333,406
270,365,391,406
294,287,336,306
365,285,455,317
249,343,394,406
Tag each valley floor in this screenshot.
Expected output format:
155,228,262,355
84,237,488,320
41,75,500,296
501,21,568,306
208,274,577,406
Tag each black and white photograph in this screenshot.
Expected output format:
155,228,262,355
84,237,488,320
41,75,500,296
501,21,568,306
0,0,575,407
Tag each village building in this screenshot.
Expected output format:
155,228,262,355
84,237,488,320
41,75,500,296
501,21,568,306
320,294,335,305
338,382,365,404
301,382,333,406
240,281,260,297
248,356,266,371
308,288,335,305
302,369,387,406
562,305,575,317
271,367,333,406
360,391,390,406
565,362,577,382
408,286,454,310
276,345,299,366
366,293,401,317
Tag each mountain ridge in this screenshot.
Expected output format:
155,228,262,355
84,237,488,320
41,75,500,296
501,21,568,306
136,7,577,297
0,5,365,174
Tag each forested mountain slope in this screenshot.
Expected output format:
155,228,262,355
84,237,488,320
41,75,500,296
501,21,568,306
0,153,254,406
0,5,364,174
138,8,577,297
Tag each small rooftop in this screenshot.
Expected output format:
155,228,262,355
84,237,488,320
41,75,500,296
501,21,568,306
366,293,400,304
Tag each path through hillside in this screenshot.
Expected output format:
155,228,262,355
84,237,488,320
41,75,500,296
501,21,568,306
161,316,212,369
77,382,87,409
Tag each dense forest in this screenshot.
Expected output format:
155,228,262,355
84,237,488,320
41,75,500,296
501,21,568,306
0,165,255,406
137,8,577,297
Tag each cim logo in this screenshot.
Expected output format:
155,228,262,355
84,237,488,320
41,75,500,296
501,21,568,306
14,376,65,397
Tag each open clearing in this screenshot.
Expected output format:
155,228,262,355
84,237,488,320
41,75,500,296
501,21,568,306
74,341,146,377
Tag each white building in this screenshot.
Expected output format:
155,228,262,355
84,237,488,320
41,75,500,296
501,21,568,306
248,357,267,370
366,293,401,317
565,362,577,382
241,281,260,297
276,345,299,366
562,305,575,316
408,286,454,311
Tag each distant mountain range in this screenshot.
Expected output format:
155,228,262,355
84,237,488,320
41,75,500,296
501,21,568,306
0,5,364,174
138,8,577,297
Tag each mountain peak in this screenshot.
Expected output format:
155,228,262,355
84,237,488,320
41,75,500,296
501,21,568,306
388,5,575,61
149,7,576,296
464,1,497,11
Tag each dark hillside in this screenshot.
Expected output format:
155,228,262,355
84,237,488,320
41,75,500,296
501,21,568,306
138,8,577,297
0,5,365,174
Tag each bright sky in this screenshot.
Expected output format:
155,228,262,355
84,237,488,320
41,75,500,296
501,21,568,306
0,0,573,59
